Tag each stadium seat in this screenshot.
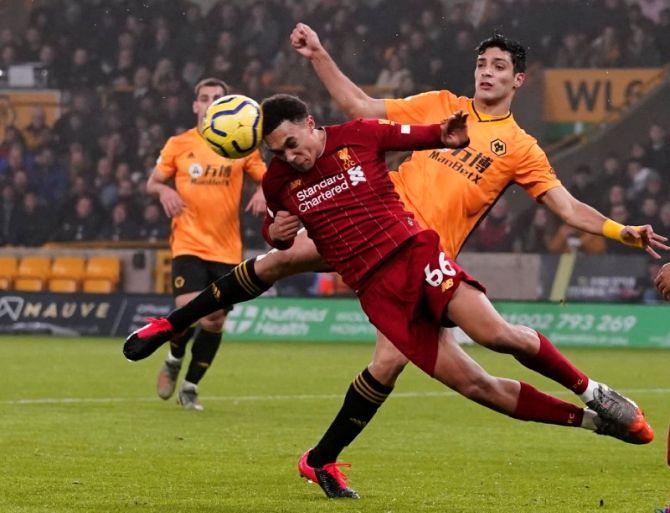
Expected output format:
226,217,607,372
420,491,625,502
82,279,115,294
83,256,121,293
14,256,51,292
0,256,18,290
49,256,86,293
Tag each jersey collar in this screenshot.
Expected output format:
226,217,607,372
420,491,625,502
469,100,513,123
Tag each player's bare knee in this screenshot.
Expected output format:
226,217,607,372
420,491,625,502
368,353,408,386
476,322,515,353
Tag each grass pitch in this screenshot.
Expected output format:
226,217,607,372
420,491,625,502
0,336,668,513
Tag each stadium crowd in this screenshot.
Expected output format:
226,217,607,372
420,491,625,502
0,0,668,270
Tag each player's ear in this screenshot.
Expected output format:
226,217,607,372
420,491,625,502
513,72,525,89
306,115,315,129
192,100,199,115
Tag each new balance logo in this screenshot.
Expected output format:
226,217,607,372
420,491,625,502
347,166,366,186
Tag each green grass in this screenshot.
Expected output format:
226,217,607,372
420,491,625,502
0,336,668,513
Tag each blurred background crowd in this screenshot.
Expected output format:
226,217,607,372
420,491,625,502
0,0,668,266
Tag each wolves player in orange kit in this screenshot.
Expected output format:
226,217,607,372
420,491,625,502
125,33,662,496
146,77,267,410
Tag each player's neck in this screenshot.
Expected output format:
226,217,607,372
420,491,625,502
472,97,512,118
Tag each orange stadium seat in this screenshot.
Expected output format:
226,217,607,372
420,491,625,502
48,256,86,293
83,256,121,293
14,256,51,292
0,256,18,290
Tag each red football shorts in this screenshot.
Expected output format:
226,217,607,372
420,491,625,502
358,230,485,376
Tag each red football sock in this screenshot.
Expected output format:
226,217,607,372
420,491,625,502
512,382,584,427
515,331,589,394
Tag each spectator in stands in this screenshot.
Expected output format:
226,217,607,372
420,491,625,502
567,165,597,202
637,261,664,303
110,47,135,88
589,26,622,67
23,26,42,61
240,3,280,63
625,158,651,201
645,123,669,174
641,170,666,203
517,206,553,253
101,202,139,241
548,222,606,254
52,195,99,242
0,143,32,181
11,169,29,199
1,44,17,68
66,47,101,90
554,32,589,67
622,23,661,66
37,44,61,88
597,154,625,187
137,202,169,242
375,51,414,98
21,106,52,151
474,198,515,252
638,196,662,227
13,191,49,246
0,184,19,246
31,147,66,203
658,201,670,235
94,156,118,210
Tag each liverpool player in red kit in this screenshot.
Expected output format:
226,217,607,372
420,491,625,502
124,94,653,498
257,95,653,497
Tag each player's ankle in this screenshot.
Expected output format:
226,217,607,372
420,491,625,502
580,408,598,431
578,379,600,403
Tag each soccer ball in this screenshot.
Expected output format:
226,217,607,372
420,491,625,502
201,94,263,159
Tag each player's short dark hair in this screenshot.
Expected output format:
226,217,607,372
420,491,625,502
193,77,229,97
476,33,526,74
261,94,309,137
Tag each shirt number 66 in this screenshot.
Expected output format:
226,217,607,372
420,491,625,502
424,252,457,287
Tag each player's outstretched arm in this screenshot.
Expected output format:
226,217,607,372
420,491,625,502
147,169,186,218
290,22,386,119
541,186,669,258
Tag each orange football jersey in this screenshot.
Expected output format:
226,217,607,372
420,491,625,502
385,90,561,257
156,128,266,263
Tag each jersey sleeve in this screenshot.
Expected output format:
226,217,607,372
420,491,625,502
355,119,444,154
261,166,294,250
514,142,562,200
155,137,179,178
242,149,267,182
384,90,457,124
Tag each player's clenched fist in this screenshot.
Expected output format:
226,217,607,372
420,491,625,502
269,210,301,243
290,23,323,59
654,262,670,300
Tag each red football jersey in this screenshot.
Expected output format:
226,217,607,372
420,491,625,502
262,119,444,290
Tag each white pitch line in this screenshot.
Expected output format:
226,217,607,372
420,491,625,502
1,388,669,406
